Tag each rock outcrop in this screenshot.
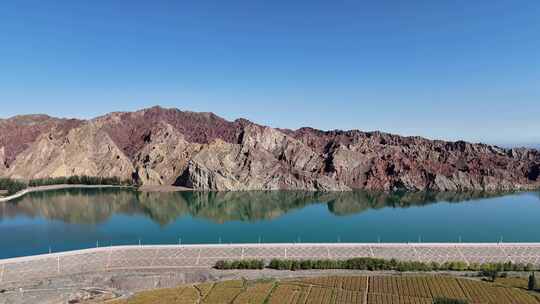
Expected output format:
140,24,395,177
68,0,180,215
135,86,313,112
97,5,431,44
1,106,539,192
7,122,134,180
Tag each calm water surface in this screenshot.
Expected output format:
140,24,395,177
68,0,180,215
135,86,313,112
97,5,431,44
0,189,539,258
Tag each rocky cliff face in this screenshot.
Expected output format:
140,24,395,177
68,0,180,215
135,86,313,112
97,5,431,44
1,106,539,192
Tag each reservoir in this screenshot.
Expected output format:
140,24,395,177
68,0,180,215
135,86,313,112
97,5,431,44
0,189,539,259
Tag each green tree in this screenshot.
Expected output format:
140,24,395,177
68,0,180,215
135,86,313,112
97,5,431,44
481,269,499,282
0,178,27,195
529,272,537,291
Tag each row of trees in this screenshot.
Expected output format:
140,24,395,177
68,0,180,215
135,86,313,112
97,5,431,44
214,259,265,270
0,175,136,195
269,258,537,272
0,178,28,195
27,175,134,187
214,257,538,273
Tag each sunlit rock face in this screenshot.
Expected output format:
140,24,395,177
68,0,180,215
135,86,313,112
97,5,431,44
1,106,539,191
6,122,134,180
0,146,7,175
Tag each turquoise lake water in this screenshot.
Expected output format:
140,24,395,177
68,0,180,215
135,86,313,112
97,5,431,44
0,189,539,259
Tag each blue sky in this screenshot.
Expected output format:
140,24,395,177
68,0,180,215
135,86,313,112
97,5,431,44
0,0,538,146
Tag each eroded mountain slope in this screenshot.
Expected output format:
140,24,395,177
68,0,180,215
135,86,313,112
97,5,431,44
1,106,538,191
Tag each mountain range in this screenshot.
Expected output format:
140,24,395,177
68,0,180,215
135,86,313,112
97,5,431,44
1,106,539,192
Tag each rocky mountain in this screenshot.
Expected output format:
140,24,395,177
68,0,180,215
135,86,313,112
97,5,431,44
1,106,539,192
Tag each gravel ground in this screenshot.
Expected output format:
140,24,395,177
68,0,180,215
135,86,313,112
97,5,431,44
0,267,495,304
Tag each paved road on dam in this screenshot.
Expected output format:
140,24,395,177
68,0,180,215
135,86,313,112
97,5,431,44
1,243,539,284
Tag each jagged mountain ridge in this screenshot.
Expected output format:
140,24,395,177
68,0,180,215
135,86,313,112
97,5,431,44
1,106,539,191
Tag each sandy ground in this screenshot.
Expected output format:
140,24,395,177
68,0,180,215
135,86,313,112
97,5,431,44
0,267,493,304
137,185,194,192
0,185,134,203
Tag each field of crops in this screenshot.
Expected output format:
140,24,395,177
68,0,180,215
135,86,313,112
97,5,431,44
111,275,540,304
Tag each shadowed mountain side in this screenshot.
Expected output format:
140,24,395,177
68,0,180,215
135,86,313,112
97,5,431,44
0,189,519,225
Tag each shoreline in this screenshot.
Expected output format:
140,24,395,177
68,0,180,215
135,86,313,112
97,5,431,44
0,184,199,203
137,184,194,192
0,183,534,203
0,184,135,203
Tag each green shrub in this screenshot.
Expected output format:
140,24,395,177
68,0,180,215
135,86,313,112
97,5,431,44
214,260,230,270
529,272,537,291
214,259,264,270
300,260,312,270
480,269,500,282
0,176,137,196
0,178,27,195
290,260,301,271
27,175,133,187
447,261,467,271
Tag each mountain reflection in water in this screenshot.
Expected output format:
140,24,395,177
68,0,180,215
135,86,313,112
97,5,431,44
0,188,522,226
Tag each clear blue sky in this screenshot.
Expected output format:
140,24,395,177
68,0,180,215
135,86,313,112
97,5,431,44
0,0,539,146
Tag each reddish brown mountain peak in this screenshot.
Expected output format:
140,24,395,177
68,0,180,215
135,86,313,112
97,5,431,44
234,118,260,128
0,115,84,167
96,107,242,160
